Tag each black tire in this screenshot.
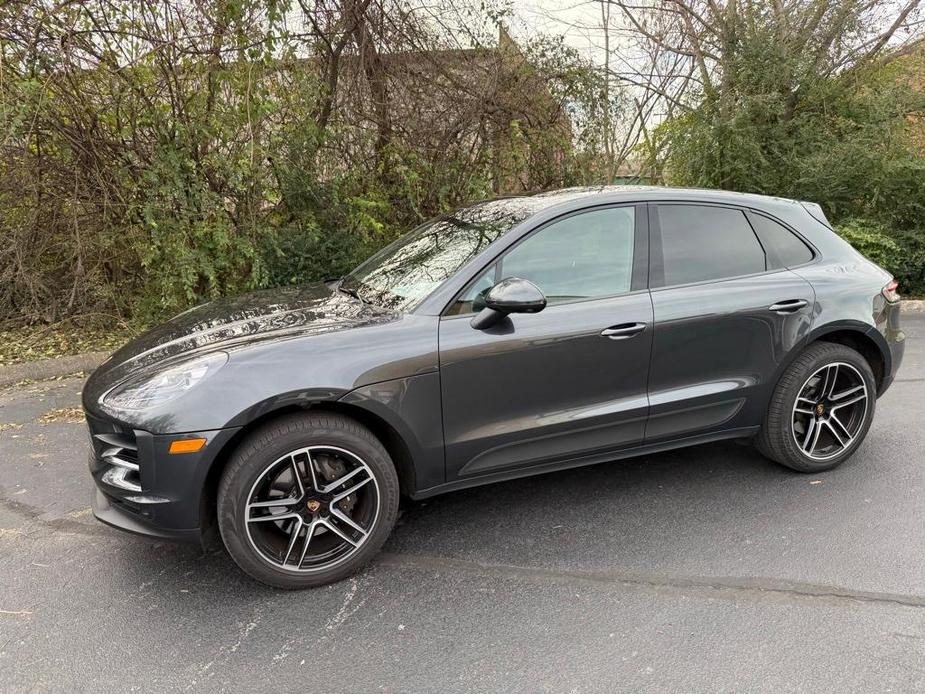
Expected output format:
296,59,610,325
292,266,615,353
757,342,876,472
217,412,399,589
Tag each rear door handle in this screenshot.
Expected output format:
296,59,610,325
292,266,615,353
769,299,808,314
600,322,647,340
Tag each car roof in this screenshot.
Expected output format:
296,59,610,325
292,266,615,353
440,186,810,238
507,185,805,216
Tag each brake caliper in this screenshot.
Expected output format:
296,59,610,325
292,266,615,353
316,453,357,514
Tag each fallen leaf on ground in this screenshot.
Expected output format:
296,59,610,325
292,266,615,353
39,407,85,424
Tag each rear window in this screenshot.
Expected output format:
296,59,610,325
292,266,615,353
654,205,765,287
749,213,814,268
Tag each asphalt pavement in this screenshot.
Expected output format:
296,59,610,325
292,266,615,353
2,315,924,692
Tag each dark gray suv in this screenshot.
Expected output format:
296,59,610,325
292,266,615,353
83,186,905,588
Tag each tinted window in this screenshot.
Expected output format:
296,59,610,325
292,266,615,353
448,207,635,315
749,213,814,268
655,205,765,286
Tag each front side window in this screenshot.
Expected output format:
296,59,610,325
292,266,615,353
654,204,765,287
448,206,636,315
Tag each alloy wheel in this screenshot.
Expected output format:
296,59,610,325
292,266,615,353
243,446,380,573
791,362,869,461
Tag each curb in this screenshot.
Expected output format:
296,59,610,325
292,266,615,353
0,351,109,388
901,299,925,312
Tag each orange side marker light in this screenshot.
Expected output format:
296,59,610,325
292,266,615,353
168,438,207,454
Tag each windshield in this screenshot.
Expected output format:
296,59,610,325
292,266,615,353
340,198,539,312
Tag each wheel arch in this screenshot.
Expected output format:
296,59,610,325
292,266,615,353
806,322,889,392
761,321,888,425
197,399,420,542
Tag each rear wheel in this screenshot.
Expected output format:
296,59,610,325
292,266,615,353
217,412,399,588
757,342,876,472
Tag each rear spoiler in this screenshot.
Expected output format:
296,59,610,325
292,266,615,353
800,201,834,230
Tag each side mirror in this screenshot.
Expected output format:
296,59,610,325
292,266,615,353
470,277,547,330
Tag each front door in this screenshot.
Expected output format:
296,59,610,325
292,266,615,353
438,205,653,481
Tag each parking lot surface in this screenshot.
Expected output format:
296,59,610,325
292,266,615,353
1,314,924,692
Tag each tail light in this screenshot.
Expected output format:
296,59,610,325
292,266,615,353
882,279,900,303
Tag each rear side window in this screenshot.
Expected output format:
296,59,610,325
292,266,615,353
748,213,814,268
654,205,765,287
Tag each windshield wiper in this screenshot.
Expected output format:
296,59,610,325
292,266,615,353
338,282,371,305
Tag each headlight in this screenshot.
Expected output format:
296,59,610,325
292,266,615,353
101,351,228,414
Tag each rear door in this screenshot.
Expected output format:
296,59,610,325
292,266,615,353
646,203,815,441
438,204,653,481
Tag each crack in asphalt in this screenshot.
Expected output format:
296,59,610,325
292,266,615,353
0,493,110,537
376,552,925,610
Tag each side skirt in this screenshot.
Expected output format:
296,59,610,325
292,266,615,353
410,426,761,500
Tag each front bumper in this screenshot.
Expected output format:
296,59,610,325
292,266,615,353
91,483,202,542
86,412,240,544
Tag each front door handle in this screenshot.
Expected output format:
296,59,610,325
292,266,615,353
769,299,808,314
601,322,647,340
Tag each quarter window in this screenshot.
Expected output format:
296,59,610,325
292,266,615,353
654,205,765,286
749,213,814,268
447,207,636,315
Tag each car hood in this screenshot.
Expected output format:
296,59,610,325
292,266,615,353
101,283,398,377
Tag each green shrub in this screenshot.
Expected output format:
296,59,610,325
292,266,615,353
835,219,902,269
891,229,925,298
836,219,925,297
644,12,925,301
262,221,377,288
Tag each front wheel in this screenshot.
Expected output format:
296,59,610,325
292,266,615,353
217,412,400,589
757,342,876,472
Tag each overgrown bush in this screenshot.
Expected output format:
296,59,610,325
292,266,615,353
833,219,925,296
4,0,924,334
642,3,925,296
0,0,603,328
889,229,925,297
835,219,902,270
